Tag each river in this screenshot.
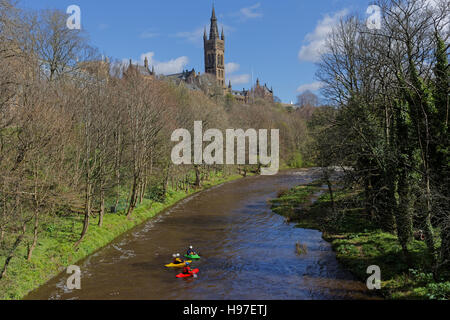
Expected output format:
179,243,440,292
26,169,372,300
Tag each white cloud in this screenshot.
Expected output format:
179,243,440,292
140,52,155,64
296,81,325,93
239,3,263,20
225,62,240,74
225,62,248,85
155,56,189,75
129,52,189,75
298,9,349,63
228,74,250,85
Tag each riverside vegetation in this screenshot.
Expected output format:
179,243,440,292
271,0,449,300
271,179,449,299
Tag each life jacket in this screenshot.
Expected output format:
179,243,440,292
183,266,191,274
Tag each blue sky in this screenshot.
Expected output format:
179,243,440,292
19,0,371,103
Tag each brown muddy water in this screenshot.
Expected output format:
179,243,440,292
26,169,373,300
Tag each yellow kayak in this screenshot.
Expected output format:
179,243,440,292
165,260,192,268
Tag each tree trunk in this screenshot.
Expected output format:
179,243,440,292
98,188,105,227
27,209,39,261
326,178,336,215
194,165,201,187
422,175,437,274
0,221,27,280
439,218,450,275
114,131,122,209
126,175,139,219
395,169,413,263
75,182,91,248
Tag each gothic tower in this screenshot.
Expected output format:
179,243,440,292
204,5,225,87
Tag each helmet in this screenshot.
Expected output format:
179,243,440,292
189,246,193,249
185,262,190,266
172,254,176,258
177,253,180,257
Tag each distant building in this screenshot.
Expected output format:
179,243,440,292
204,5,225,87
165,68,200,90
227,81,250,104
123,56,155,80
124,5,275,104
251,78,274,102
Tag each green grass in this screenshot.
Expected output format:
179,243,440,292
0,173,243,300
269,185,318,220
270,182,450,300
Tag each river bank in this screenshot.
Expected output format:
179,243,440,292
270,179,450,300
0,172,245,300
25,169,372,300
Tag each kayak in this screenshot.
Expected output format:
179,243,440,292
165,260,192,268
176,268,199,278
184,254,201,259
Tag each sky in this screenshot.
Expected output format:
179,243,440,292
18,0,373,103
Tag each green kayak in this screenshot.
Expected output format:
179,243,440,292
185,254,200,259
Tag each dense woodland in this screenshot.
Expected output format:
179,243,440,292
0,0,309,286
310,0,449,279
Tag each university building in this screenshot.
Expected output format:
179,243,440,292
124,6,274,104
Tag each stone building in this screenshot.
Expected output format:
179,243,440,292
165,68,198,85
124,5,274,104
251,78,274,102
202,6,274,103
204,5,225,87
123,56,155,80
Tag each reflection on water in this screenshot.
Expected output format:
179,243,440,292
26,169,375,300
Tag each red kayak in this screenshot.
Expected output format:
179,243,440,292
176,268,199,278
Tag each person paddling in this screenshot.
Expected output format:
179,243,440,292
173,253,184,265
182,262,192,274
186,246,197,256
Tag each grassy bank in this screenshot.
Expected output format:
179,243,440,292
0,173,244,300
270,181,450,300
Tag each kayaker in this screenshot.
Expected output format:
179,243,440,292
182,262,192,274
173,254,184,265
186,246,197,256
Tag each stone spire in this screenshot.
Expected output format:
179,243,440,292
144,56,149,68
221,27,225,40
209,5,219,40
204,27,207,41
